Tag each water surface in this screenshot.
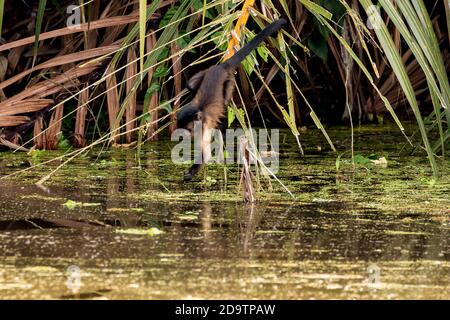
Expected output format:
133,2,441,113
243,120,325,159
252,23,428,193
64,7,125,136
0,125,449,299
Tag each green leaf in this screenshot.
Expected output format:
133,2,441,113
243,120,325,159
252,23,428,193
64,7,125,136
317,0,346,27
159,100,172,113
159,6,179,28
257,45,269,63
192,0,213,19
58,135,70,150
228,106,235,127
143,83,160,120
32,0,47,67
62,200,101,210
211,31,228,51
242,55,256,75
0,0,5,38
313,16,331,39
157,47,169,60
176,32,196,53
29,149,46,164
62,200,78,210
335,153,344,172
237,108,245,121
308,32,328,61
139,0,147,80
147,82,161,95
354,154,372,165
299,0,333,19
153,65,169,78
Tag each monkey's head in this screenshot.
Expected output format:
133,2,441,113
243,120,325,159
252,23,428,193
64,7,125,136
177,104,202,132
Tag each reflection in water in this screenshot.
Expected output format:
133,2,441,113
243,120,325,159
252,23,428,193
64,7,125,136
0,175,449,264
235,204,260,256
200,203,212,241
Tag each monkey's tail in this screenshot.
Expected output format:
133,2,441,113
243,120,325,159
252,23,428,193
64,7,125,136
221,18,287,70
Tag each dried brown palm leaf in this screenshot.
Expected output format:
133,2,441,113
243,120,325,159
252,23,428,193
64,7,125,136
0,55,7,82
0,13,140,53
0,45,120,90
106,65,120,144
147,93,159,141
0,55,7,101
0,116,30,127
170,41,182,133
46,104,64,150
146,31,159,141
33,116,45,149
0,99,53,116
0,59,103,106
74,87,89,148
7,45,25,74
86,0,101,49
0,136,29,152
125,46,137,143
238,136,256,203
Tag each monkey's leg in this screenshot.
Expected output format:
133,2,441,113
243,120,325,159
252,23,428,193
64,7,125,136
184,138,204,181
187,70,206,91
223,78,235,106
218,78,236,138
184,126,213,181
184,146,204,181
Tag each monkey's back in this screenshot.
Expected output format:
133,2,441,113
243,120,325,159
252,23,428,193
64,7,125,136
196,66,229,105
195,65,230,129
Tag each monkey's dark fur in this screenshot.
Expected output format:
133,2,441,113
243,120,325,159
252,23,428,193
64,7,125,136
177,19,287,181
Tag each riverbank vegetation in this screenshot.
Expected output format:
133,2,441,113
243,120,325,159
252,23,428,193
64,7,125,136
0,0,448,179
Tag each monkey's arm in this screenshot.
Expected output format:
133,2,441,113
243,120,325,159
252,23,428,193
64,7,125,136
177,104,200,129
187,70,206,91
184,130,207,181
223,77,235,106
184,124,213,181
185,163,203,181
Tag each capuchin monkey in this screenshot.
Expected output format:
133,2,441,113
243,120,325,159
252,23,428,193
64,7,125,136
177,19,287,181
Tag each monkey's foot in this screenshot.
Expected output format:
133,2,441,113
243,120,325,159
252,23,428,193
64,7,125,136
183,164,203,182
183,172,194,182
